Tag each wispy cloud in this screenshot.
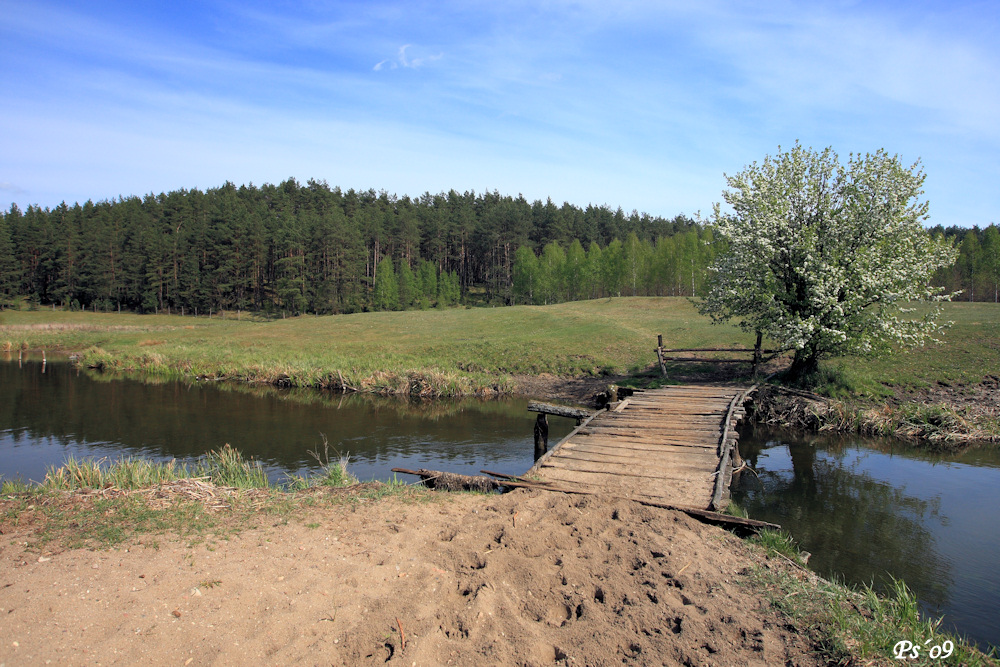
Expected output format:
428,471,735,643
1,1,997,226
0,182,27,195
374,44,444,71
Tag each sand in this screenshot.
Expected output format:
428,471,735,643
0,488,824,666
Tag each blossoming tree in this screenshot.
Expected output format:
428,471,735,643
699,143,958,380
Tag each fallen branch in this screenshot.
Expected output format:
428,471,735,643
390,468,499,492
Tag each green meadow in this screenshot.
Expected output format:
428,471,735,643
1,298,998,397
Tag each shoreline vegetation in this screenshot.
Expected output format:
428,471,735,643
2,297,998,444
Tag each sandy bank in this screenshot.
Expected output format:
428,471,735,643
0,488,824,666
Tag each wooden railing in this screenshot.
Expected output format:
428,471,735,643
655,333,782,377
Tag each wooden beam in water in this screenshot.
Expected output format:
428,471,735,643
527,401,593,420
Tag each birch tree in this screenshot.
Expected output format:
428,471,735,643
699,144,958,380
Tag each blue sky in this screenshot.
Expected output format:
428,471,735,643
1,0,997,227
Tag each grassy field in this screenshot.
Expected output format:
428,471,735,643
1,298,998,396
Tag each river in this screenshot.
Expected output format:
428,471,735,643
734,425,1000,651
0,358,573,485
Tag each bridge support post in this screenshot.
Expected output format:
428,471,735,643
533,413,549,460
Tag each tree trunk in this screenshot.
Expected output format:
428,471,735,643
786,348,819,383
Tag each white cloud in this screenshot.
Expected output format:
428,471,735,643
373,44,444,71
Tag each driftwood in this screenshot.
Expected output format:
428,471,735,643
481,473,779,533
390,467,499,492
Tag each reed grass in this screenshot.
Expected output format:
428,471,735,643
286,437,358,490
41,445,270,491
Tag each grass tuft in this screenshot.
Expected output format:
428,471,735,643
286,435,358,490
749,528,807,565
41,446,270,491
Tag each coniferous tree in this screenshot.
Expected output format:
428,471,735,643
0,205,20,301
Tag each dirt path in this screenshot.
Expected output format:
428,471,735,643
0,489,823,666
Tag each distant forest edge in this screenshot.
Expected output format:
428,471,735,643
0,178,997,315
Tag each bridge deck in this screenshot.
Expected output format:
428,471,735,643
526,385,746,510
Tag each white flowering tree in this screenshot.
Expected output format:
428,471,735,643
699,143,958,380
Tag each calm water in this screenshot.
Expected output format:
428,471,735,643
734,425,1000,650
0,359,574,485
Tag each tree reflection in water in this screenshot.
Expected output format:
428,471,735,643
735,426,952,612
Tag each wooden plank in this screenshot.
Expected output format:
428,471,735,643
543,451,718,479
625,396,737,404
536,468,709,497
564,441,718,456
601,411,729,420
540,458,714,480
551,447,717,467
578,430,722,443
591,414,725,424
582,421,724,432
572,434,720,450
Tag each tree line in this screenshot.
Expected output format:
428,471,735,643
0,177,995,315
0,179,702,314
929,224,1000,303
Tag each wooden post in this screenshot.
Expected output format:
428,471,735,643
751,331,763,377
655,334,668,377
533,413,549,461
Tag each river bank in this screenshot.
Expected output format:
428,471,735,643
2,479,993,666
3,300,998,442
747,379,1000,446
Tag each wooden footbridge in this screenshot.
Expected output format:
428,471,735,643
521,385,753,512
396,382,778,531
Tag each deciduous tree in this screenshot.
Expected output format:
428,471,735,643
699,143,958,380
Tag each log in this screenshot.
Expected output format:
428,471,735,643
390,468,499,492
660,348,780,353
486,476,780,532
527,401,593,420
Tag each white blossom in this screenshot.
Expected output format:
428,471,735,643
699,143,959,376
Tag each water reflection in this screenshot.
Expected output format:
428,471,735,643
0,361,574,485
735,425,1000,650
